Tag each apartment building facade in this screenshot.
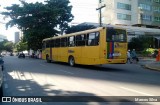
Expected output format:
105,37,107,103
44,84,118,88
100,0,160,27
14,32,20,43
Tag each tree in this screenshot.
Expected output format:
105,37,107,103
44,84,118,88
0,41,5,52
1,0,73,50
15,41,28,52
0,40,14,52
128,36,154,51
4,41,14,52
65,24,96,34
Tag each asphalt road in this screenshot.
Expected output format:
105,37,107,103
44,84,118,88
1,56,160,105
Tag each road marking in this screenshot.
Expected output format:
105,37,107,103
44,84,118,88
9,71,16,79
14,71,26,81
13,70,19,80
4,84,8,89
20,72,26,80
120,87,153,96
59,69,74,75
40,64,47,67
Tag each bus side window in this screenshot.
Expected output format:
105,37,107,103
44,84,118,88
46,41,50,48
85,34,89,46
76,35,85,46
42,41,46,49
61,38,67,47
81,34,86,46
87,32,96,46
68,36,75,47
65,37,68,47
55,39,60,47
95,32,100,45
76,35,80,46
50,40,55,47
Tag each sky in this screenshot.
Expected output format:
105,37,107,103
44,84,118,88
0,0,98,42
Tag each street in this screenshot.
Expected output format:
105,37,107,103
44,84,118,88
1,56,160,105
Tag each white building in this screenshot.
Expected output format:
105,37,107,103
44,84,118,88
0,35,7,42
14,32,20,43
99,0,160,27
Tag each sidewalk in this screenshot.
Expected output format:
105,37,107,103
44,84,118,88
139,57,160,71
145,62,160,71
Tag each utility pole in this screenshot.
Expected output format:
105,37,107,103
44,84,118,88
96,0,106,27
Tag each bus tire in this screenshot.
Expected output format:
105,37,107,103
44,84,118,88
46,55,51,63
69,56,75,66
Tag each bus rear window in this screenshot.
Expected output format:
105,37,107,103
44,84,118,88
106,28,126,42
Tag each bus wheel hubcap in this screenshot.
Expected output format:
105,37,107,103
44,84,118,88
70,58,74,66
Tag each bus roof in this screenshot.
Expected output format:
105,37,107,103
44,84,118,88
43,26,126,42
43,27,104,42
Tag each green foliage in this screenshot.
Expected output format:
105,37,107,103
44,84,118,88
1,0,74,50
128,36,154,51
0,40,13,52
141,48,157,57
0,42,5,52
65,24,96,34
15,41,28,52
145,48,155,54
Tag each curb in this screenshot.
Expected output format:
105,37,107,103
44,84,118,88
144,64,160,72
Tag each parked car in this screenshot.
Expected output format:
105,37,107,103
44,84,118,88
10,53,14,56
18,53,25,58
0,56,4,71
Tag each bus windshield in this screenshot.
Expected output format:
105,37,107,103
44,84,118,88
106,28,126,42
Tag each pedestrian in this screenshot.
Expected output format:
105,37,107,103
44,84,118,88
131,49,138,63
127,50,132,63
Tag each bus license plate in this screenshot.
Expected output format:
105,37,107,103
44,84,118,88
113,53,121,56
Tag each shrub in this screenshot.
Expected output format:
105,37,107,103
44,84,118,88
142,48,157,57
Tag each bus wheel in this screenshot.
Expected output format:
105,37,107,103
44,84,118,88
69,56,75,66
46,55,51,63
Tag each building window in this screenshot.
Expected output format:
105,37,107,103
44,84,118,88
117,13,131,20
117,2,131,10
141,14,152,21
144,0,152,2
154,0,160,3
139,4,151,11
101,0,104,2
153,6,160,12
154,17,160,22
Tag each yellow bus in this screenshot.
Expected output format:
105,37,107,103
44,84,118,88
42,27,127,66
